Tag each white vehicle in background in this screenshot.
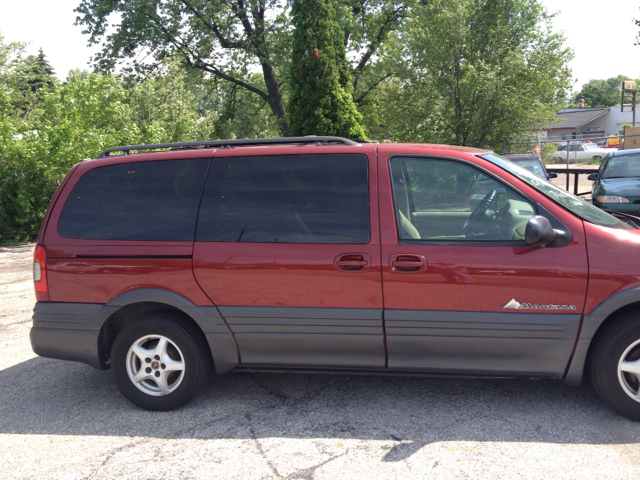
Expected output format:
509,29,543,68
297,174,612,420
553,142,617,164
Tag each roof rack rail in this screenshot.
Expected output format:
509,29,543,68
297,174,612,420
96,136,360,158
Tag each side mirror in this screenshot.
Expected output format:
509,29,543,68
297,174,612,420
525,215,558,247
588,173,599,181
547,172,558,179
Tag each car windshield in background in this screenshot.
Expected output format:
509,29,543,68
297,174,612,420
510,159,545,178
481,153,631,229
602,153,640,179
583,144,599,150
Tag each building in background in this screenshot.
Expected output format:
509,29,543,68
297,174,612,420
546,106,639,140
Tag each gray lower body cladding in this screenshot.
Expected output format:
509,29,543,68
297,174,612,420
31,302,580,381
31,302,117,369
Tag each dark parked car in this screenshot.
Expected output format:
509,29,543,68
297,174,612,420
30,137,640,421
503,154,557,180
590,149,640,214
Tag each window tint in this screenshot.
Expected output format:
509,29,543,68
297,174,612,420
196,155,370,243
58,159,210,241
483,153,630,229
390,157,535,242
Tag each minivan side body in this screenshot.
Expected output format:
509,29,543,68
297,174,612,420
30,138,640,417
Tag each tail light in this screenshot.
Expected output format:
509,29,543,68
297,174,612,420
33,245,50,301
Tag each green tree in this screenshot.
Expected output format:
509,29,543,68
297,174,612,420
126,60,220,143
379,0,572,147
74,0,409,136
0,33,29,242
289,0,366,138
573,76,637,107
209,73,282,139
0,73,141,243
16,48,56,95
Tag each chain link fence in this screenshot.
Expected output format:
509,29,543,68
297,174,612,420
502,133,640,198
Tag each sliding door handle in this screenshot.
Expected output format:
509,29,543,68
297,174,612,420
389,254,428,273
334,253,371,272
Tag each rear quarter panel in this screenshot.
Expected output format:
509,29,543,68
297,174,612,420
42,149,215,306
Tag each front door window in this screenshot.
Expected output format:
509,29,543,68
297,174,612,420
390,157,535,243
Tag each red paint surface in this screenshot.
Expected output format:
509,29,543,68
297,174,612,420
47,254,212,306
193,243,382,308
193,147,382,308
583,222,640,314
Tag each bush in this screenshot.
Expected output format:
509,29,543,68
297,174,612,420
541,142,558,164
0,73,141,243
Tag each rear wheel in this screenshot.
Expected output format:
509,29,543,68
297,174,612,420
590,312,640,421
111,312,212,411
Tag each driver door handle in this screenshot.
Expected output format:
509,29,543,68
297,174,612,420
389,254,428,273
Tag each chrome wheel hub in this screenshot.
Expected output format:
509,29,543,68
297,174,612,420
617,339,640,403
126,334,185,396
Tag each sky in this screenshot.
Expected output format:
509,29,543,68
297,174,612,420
0,0,639,90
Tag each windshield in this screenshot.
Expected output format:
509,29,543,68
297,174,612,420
583,143,598,150
602,153,640,179
510,159,545,178
481,153,631,229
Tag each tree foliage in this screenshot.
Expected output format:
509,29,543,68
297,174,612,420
0,72,141,243
0,1,575,242
374,0,572,147
573,75,638,108
16,48,56,95
74,0,409,136
289,0,366,138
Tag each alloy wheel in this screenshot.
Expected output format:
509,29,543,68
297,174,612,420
126,334,185,396
617,338,640,402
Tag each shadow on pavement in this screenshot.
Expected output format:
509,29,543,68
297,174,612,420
1,356,639,453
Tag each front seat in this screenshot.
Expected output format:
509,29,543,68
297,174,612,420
398,210,421,239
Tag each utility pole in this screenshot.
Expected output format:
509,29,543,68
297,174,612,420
622,80,637,127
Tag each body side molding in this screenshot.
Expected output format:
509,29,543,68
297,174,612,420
385,309,581,378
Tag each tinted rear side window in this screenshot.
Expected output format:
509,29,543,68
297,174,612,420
196,154,370,243
58,159,210,241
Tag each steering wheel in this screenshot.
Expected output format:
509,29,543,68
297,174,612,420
463,190,496,231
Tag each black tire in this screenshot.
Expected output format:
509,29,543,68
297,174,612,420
592,155,602,162
590,311,640,421
111,312,212,411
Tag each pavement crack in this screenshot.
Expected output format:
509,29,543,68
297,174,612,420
0,319,32,328
246,412,282,479
285,451,347,480
84,437,153,478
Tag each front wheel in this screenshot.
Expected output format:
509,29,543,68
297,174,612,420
111,312,212,411
590,312,640,421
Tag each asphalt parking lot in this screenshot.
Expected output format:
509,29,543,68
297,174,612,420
1,244,640,479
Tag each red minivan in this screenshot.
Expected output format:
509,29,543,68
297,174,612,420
30,136,640,419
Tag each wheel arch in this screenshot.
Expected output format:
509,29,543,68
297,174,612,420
564,287,640,386
98,289,239,374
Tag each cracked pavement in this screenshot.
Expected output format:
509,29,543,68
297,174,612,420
1,244,640,479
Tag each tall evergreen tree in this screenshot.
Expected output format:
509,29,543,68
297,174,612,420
289,0,366,138
17,48,56,95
